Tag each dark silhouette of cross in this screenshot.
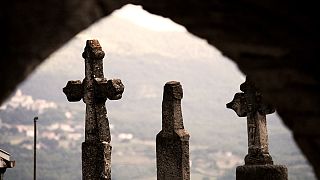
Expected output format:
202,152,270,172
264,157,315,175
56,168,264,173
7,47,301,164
227,77,275,165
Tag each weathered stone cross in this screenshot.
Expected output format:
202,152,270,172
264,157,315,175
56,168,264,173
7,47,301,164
63,40,124,180
226,77,275,165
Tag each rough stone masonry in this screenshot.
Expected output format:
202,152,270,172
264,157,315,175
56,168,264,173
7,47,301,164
63,40,124,180
2,2,320,178
227,77,287,180
156,81,190,180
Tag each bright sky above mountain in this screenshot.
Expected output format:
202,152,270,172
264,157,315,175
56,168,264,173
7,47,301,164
112,4,186,32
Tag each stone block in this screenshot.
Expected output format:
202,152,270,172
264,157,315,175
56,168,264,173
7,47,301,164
236,165,288,180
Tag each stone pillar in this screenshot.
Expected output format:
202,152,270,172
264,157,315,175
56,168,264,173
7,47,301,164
156,81,190,180
227,77,288,180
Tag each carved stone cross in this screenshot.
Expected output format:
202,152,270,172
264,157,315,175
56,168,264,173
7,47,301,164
226,77,275,165
63,40,124,180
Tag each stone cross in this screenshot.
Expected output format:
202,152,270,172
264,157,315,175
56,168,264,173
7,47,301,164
226,77,275,165
156,81,190,180
63,40,124,180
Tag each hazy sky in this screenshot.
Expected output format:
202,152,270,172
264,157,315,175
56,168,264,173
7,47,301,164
112,4,186,32
72,6,234,66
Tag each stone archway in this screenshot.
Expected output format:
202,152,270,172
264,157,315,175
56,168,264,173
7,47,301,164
1,1,320,178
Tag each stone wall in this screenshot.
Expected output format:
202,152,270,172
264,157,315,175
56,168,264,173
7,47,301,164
1,0,319,178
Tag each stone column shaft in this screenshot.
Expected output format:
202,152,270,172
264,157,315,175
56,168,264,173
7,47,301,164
156,81,190,180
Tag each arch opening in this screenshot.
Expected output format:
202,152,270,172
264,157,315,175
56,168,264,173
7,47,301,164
0,4,316,180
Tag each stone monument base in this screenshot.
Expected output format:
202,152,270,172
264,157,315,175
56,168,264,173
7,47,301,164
236,165,288,180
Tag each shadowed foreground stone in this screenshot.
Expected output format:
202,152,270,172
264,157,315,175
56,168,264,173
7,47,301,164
63,40,124,180
156,81,190,180
2,1,320,178
236,165,288,180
